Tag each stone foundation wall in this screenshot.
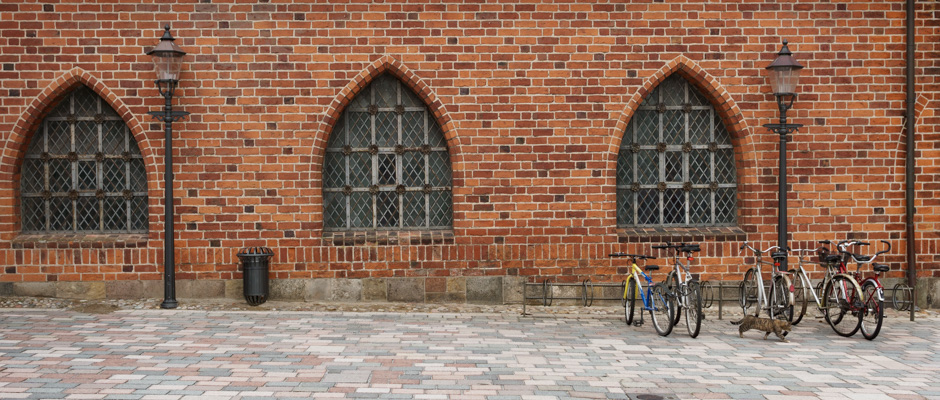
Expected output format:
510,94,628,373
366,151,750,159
3,276,939,310
0,276,526,305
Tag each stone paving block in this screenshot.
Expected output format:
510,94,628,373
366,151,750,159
140,279,163,299
13,281,56,297
270,278,305,301
306,280,330,302
330,279,362,302
106,280,143,300
466,276,502,304
501,276,524,304
177,279,225,299
0,308,937,399
387,278,424,302
224,279,243,300
426,292,466,303
361,278,387,302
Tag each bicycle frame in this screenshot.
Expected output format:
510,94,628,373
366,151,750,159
739,242,779,314
840,240,891,304
667,251,695,308
625,262,658,311
798,245,862,306
791,248,830,309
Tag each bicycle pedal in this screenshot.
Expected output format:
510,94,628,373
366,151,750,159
633,321,644,327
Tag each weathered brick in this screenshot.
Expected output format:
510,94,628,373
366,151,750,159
0,1,935,304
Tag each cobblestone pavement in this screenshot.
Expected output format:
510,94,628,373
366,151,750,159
0,302,937,399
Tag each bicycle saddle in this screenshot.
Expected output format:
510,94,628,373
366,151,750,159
850,253,872,262
644,265,660,271
823,254,841,263
873,263,889,272
680,244,701,253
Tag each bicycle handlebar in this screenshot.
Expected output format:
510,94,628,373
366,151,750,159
739,241,780,255
875,241,891,257
652,242,700,254
837,240,891,264
609,253,656,260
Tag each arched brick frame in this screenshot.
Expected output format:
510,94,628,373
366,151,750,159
309,56,463,232
608,55,758,227
0,68,157,236
315,55,461,162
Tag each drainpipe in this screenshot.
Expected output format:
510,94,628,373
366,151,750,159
905,0,916,320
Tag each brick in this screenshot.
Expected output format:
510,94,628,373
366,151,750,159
0,1,935,304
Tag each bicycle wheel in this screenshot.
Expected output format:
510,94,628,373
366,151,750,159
769,274,793,322
666,270,682,326
684,281,703,338
649,284,674,336
823,275,861,337
789,269,808,325
624,277,638,325
740,268,760,317
860,281,884,341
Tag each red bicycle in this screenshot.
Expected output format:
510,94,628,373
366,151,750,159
836,240,891,341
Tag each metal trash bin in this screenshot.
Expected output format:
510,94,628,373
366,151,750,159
236,247,273,306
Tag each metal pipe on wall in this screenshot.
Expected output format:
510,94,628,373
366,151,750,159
905,0,916,321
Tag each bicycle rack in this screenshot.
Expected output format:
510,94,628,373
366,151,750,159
522,279,626,316
890,283,915,312
520,278,916,321
700,280,743,320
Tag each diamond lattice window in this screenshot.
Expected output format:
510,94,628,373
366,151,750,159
323,74,452,230
21,86,148,233
617,75,737,227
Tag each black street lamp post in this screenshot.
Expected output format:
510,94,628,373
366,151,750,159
147,25,189,309
763,39,804,272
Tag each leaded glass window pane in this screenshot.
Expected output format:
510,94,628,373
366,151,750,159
323,74,453,231
428,191,453,227
617,75,737,227
19,86,148,233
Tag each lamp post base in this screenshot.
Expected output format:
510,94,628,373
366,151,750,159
160,299,178,309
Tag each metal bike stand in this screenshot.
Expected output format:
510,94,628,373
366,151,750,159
890,283,915,313
521,279,626,316
700,280,747,320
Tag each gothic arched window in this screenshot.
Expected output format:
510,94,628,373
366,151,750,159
323,74,452,230
20,86,148,233
617,75,737,227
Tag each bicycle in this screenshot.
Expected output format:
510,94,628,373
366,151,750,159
737,242,794,321
808,240,866,337
788,241,856,326
837,240,891,340
657,242,703,338
610,252,674,336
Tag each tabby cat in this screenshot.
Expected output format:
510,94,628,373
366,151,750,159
730,315,792,342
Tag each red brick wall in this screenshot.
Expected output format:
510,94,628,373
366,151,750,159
0,1,936,289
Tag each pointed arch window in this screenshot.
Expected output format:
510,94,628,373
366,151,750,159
617,75,737,227
20,86,148,233
323,74,453,230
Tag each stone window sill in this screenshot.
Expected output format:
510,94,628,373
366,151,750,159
323,230,455,246
617,226,747,243
12,233,149,249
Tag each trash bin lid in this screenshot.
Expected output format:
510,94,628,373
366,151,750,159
237,247,274,257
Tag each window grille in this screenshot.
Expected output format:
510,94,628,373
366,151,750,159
21,86,148,233
617,75,737,227
323,74,452,230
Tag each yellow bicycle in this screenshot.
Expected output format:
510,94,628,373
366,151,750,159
611,252,674,336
